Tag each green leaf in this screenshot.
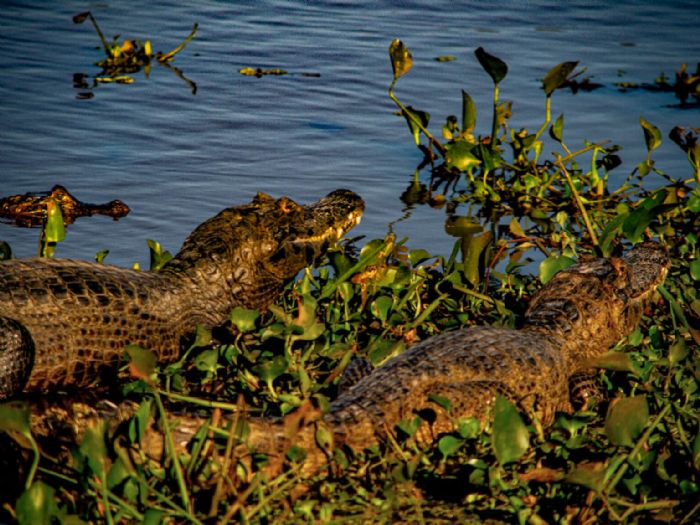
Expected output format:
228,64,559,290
462,231,492,286
444,140,481,171
622,190,666,243
428,393,452,412
539,255,575,284
408,248,432,266
402,106,430,146
550,113,564,143
370,295,393,323
492,395,529,465
78,420,109,475
640,116,662,153
252,355,288,395
389,39,413,80
44,198,65,243
605,396,649,447
0,401,31,434
542,61,578,96
315,424,334,454
230,306,260,332
693,431,700,469
475,47,508,85
16,481,59,525
147,239,173,271
444,216,482,237
438,434,464,459
669,338,689,365
95,249,109,263
461,89,477,134
690,260,700,281
125,344,158,383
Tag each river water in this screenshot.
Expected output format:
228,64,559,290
1,1,698,267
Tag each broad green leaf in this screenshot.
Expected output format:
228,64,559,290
44,198,65,243
492,395,529,465
389,39,413,80
539,255,575,284
125,344,158,382
605,396,649,447
438,434,464,458
640,116,662,153
230,306,260,332
408,248,432,266
428,393,452,412
143,509,166,525
458,417,480,439
370,295,393,322
444,216,482,237
444,140,481,171
462,231,492,286
16,481,59,525
543,61,578,96
78,420,109,475
0,401,31,434
252,355,288,386
95,249,109,263
622,190,666,243
475,47,508,85
550,113,564,143
461,89,477,134
147,239,173,271
669,338,689,365
315,424,334,454
690,260,700,281
598,212,628,257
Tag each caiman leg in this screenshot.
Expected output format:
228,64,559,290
0,317,35,398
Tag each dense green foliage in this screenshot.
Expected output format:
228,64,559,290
1,41,699,524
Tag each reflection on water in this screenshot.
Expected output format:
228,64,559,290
1,1,698,267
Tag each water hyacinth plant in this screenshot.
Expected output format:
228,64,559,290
0,40,698,524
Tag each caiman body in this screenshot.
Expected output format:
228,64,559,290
0,190,364,397
242,243,669,470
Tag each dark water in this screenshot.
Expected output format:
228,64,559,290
1,1,698,267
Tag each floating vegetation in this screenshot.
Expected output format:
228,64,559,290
615,63,700,106
0,40,699,525
72,11,198,96
239,66,321,78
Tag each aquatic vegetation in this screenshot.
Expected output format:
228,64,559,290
0,41,699,524
239,67,321,78
72,11,198,96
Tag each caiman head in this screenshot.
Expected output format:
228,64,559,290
164,189,364,309
524,242,670,357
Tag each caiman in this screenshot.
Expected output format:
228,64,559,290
241,242,670,471
0,190,364,398
0,184,130,227
14,242,669,478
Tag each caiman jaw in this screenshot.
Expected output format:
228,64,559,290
293,208,363,245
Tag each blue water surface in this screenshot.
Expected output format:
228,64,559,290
1,1,698,267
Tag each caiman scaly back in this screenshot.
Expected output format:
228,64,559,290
0,190,364,397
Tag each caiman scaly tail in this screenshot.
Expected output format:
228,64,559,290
0,190,364,398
